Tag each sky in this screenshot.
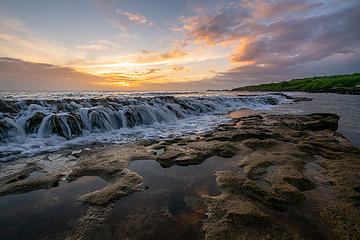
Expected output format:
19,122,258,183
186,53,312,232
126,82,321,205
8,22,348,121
0,0,359,90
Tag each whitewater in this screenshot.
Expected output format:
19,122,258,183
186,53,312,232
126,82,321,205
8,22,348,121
0,91,292,162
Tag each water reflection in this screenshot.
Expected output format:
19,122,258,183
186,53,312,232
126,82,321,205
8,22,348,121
0,176,106,240
92,156,242,240
0,155,242,240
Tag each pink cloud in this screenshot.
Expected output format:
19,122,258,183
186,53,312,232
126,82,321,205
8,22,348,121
116,9,154,26
176,0,360,87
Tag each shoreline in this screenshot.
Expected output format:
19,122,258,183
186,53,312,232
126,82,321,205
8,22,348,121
230,88,360,95
0,111,359,239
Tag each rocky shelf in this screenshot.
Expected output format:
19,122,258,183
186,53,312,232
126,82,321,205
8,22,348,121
0,112,359,239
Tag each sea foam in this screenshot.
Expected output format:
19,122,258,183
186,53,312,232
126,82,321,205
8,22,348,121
0,93,291,161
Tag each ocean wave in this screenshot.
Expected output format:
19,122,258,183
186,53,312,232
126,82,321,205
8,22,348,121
0,94,291,161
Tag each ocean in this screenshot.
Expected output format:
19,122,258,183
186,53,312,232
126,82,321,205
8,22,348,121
0,91,292,162
269,92,360,148
1,90,359,163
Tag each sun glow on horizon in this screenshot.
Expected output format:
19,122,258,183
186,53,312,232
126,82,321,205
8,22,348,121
0,0,358,90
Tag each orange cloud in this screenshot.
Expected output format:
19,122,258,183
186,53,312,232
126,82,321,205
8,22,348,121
100,68,161,77
116,9,154,26
76,44,109,51
241,0,322,19
172,65,189,72
131,48,188,64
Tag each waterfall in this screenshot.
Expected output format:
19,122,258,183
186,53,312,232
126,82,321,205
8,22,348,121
0,93,291,161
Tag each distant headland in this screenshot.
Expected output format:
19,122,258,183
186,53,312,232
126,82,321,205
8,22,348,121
232,73,360,94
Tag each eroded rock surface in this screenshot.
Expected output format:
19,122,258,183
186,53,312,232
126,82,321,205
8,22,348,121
0,112,359,240
196,113,360,240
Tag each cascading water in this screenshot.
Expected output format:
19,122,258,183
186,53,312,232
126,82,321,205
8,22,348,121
0,93,292,161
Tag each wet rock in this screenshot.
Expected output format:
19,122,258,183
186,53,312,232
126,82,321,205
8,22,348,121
312,176,333,186
303,113,340,131
0,100,20,114
66,114,83,136
88,110,111,131
71,150,82,157
0,163,42,184
201,194,297,240
283,177,315,191
224,200,270,225
78,170,143,205
1,111,359,239
0,173,62,197
243,138,282,150
124,109,136,127
353,186,360,193
48,153,62,161
215,171,290,211
50,114,82,138
0,117,18,141
271,182,305,206
280,113,340,131
25,111,46,133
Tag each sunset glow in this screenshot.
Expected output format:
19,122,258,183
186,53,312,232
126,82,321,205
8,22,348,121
0,0,359,90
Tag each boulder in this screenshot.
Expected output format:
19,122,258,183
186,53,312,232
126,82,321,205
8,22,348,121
26,111,46,134
50,114,82,139
0,118,18,141
0,100,20,114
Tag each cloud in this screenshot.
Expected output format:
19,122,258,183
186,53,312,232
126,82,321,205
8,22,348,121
241,0,323,19
77,44,109,51
76,40,121,51
101,68,161,77
131,48,188,64
0,58,166,89
180,7,250,46
0,57,103,90
0,14,84,65
177,0,360,87
116,9,154,26
1,0,359,91
228,5,360,66
172,65,189,72
0,30,79,65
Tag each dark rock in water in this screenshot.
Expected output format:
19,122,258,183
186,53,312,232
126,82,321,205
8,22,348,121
280,113,339,131
0,118,18,141
304,113,340,131
0,100,20,114
263,96,279,105
124,109,136,127
215,171,296,212
353,186,360,193
275,93,313,102
283,177,315,191
66,114,83,137
172,97,196,111
51,115,69,138
49,114,83,139
23,99,42,106
89,110,108,131
26,111,46,134
78,171,143,205
0,173,63,197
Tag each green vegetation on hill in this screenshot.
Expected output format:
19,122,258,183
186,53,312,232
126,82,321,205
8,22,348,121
232,73,360,92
